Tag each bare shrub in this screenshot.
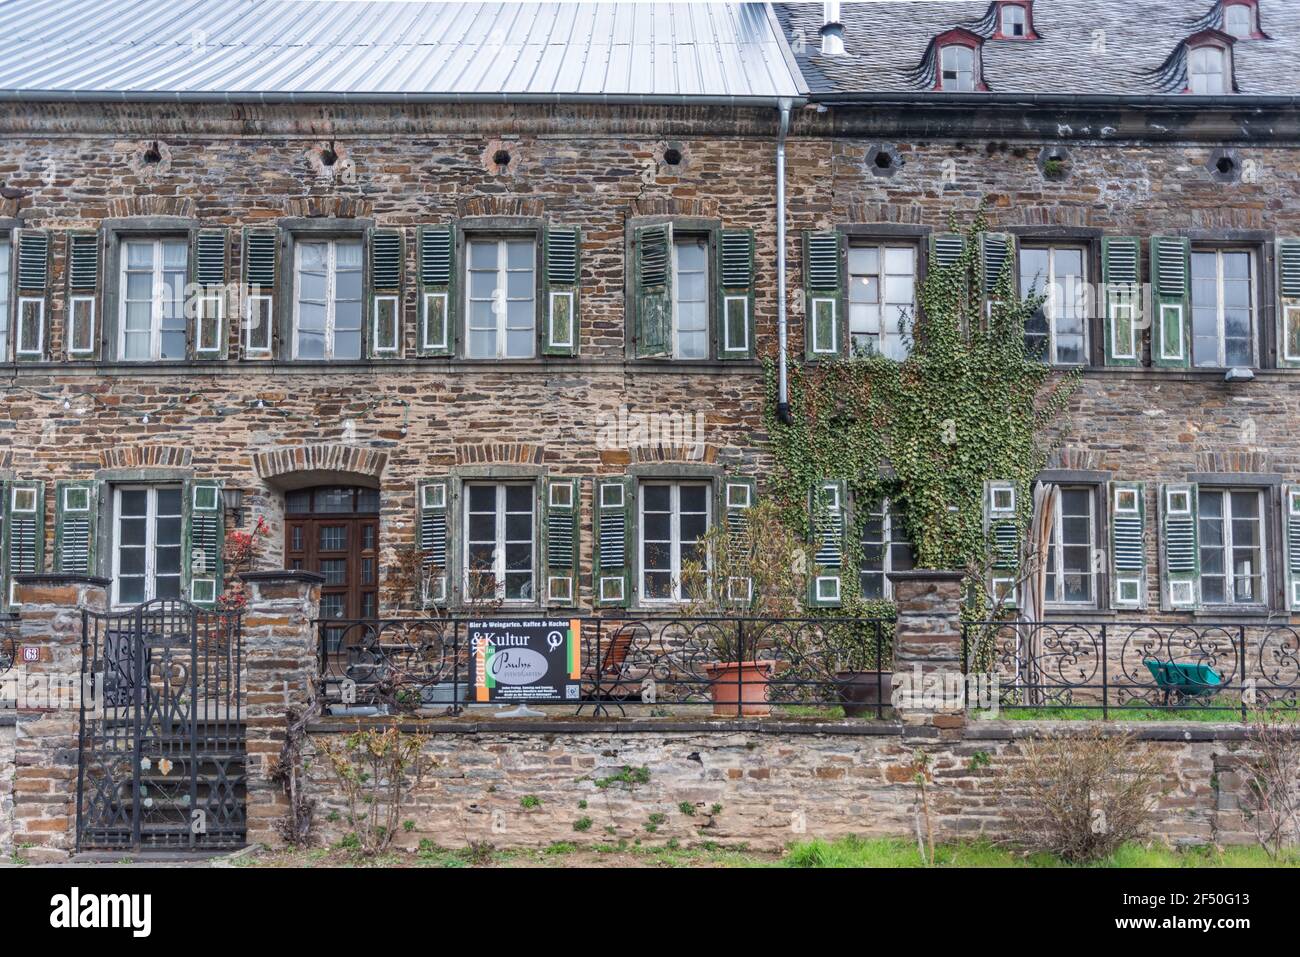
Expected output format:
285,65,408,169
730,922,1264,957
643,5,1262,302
1242,716,1300,859
1002,727,1171,862
318,726,435,855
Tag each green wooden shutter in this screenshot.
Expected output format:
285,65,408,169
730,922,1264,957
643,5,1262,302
417,225,454,357
368,227,404,357
1284,484,1300,611
16,229,49,360
65,230,101,358
634,223,672,358
593,476,633,607
193,227,228,358
1159,483,1198,609
717,229,755,360
542,477,579,606
1276,240,1300,368
184,480,224,607
984,480,1020,607
929,232,966,270
722,476,757,605
808,479,846,607
1102,237,1142,367
1109,481,1146,608
1150,236,1190,368
803,230,842,359
415,479,450,606
242,227,279,356
54,480,99,575
3,481,45,608
543,226,580,356
981,232,1016,303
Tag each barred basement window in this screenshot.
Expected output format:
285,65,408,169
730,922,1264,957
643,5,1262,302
112,485,183,607
119,238,187,361
1198,488,1265,606
464,483,535,603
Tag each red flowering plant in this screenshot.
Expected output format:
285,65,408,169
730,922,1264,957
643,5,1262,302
218,515,270,613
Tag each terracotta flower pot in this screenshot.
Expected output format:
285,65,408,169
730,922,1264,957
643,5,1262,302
705,659,776,717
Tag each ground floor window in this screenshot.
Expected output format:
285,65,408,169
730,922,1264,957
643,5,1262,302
858,499,913,599
1045,485,1096,606
112,485,182,607
464,483,535,603
639,481,711,602
1198,488,1265,606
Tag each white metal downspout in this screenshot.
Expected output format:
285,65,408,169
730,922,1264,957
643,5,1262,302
776,98,793,425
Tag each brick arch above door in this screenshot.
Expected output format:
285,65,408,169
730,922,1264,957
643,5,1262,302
254,444,387,491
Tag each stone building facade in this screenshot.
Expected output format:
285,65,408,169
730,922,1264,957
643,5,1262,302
0,0,1298,636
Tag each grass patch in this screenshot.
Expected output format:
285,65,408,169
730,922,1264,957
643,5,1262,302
777,705,847,719
979,704,1299,722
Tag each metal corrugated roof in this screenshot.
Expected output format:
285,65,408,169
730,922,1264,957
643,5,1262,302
0,0,806,103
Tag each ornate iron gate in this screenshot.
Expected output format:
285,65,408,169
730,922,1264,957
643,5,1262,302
76,599,246,851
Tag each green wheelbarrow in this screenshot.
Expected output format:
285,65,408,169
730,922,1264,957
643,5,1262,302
1142,658,1224,704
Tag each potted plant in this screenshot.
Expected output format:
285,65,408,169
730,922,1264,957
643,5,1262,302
828,618,894,718
680,498,808,717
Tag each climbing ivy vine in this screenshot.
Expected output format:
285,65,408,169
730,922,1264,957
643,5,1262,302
763,205,1081,621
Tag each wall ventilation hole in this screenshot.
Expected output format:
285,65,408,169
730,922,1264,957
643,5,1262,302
493,149,512,167
320,144,338,167
1216,156,1236,176
874,151,895,171
663,147,683,166
142,143,162,165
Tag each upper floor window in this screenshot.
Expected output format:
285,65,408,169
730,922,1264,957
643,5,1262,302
1191,248,1254,368
672,237,709,359
1199,488,1265,606
848,243,916,360
940,44,976,91
639,481,711,603
1045,486,1097,607
1020,245,1088,365
1000,3,1027,38
0,237,9,360
293,238,362,360
1188,43,1230,94
120,238,187,361
466,237,536,359
1223,2,1254,39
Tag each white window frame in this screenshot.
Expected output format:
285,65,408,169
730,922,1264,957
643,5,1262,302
1198,488,1267,608
858,498,913,600
1000,3,1027,37
1113,485,1143,605
1021,244,1089,365
1045,485,1097,607
638,480,712,604
1284,305,1300,364
195,291,224,357
1190,247,1256,369
15,296,44,357
243,293,273,356
292,238,363,361
68,295,97,356
940,45,976,92
6,484,38,606
110,484,183,609
670,236,710,360
1159,303,1186,361
1109,287,1139,361
1223,2,1253,39
462,482,536,604
0,237,10,361
847,242,916,360
548,289,576,350
422,291,448,351
1188,44,1230,95
371,294,400,355
465,237,536,359
117,237,188,362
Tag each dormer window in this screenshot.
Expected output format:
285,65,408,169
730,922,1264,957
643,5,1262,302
1188,42,1230,94
940,45,975,91
1223,3,1252,38
1000,3,1027,38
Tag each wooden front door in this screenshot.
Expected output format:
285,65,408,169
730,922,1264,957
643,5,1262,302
284,486,380,649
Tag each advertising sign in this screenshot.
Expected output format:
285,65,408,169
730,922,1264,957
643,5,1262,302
468,619,582,703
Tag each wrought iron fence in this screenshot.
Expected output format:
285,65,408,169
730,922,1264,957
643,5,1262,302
961,619,1300,718
317,615,893,719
